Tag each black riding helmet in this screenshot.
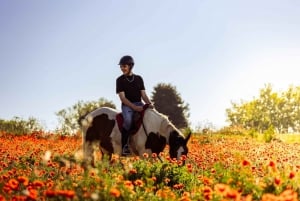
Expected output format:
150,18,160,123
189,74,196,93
118,55,134,68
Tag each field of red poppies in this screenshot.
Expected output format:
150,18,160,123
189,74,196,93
1,131,300,201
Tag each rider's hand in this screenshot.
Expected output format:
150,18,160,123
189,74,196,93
148,103,154,109
133,105,144,112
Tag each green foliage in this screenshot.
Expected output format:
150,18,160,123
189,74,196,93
226,84,300,133
213,162,262,200
183,127,193,137
151,83,190,129
123,157,195,191
56,98,115,135
263,126,276,143
0,116,42,135
248,129,259,138
218,125,249,135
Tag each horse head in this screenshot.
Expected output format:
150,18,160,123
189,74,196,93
144,109,191,160
169,130,191,160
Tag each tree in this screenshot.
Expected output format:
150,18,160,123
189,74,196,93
56,98,115,135
226,84,300,133
282,86,300,132
151,83,190,129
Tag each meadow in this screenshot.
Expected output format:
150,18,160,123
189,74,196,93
1,131,300,201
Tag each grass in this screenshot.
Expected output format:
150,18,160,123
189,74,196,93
275,133,300,143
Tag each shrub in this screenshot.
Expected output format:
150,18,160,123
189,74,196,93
263,126,275,143
218,125,248,135
0,117,42,135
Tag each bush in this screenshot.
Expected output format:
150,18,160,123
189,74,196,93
263,126,275,143
56,98,115,135
0,117,42,135
218,125,249,135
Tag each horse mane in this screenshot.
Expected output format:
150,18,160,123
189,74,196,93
148,109,184,139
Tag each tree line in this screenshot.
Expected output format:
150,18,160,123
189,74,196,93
0,117,42,135
226,84,300,133
2,83,300,135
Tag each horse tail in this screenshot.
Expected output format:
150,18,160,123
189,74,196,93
78,115,85,127
78,114,93,129
79,114,95,168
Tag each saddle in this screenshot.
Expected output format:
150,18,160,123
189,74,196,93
116,104,150,135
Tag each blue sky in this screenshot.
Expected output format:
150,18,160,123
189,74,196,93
1,0,300,130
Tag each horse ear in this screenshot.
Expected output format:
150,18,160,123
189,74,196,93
185,132,192,143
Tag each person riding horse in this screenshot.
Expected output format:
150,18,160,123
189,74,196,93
116,55,154,156
80,106,191,167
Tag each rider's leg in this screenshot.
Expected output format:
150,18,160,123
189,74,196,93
121,102,145,156
121,104,133,155
121,128,130,155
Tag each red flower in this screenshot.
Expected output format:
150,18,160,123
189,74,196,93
32,180,44,188
173,183,184,190
11,195,26,201
180,155,187,161
124,180,134,191
203,186,213,200
289,171,296,179
8,179,19,190
17,176,29,186
129,168,137,174
226,189,240,200
27,189,38,200
214,183,229,195
110,188,121,198
134,179,144,187
62,190,75,199
151,153,158,158
44,190,56,197
274,176,281,185
268,161,276,169
242,159,251,166
0,194,6,201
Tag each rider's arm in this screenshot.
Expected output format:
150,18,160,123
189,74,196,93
118,92,143,112
141,90,153,107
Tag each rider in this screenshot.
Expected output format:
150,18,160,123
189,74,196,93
116,55,153,156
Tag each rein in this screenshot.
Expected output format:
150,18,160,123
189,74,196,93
140,104,150,138
142,121,149,137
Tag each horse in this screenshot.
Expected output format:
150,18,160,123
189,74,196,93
79,106,191,167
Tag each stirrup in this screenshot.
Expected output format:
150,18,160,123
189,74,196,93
122,144,131,156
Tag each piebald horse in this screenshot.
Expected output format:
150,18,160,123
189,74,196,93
80,106,191,166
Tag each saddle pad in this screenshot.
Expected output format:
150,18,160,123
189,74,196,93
116,104,150,134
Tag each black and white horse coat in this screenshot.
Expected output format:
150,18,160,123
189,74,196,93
80,107,191,166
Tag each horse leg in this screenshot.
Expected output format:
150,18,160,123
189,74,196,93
99,148,112,160
131,134,152,157
83,140,95,168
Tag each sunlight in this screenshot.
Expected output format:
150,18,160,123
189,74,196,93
246,47,300,91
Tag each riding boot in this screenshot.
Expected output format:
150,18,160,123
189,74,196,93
121,128,131,156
